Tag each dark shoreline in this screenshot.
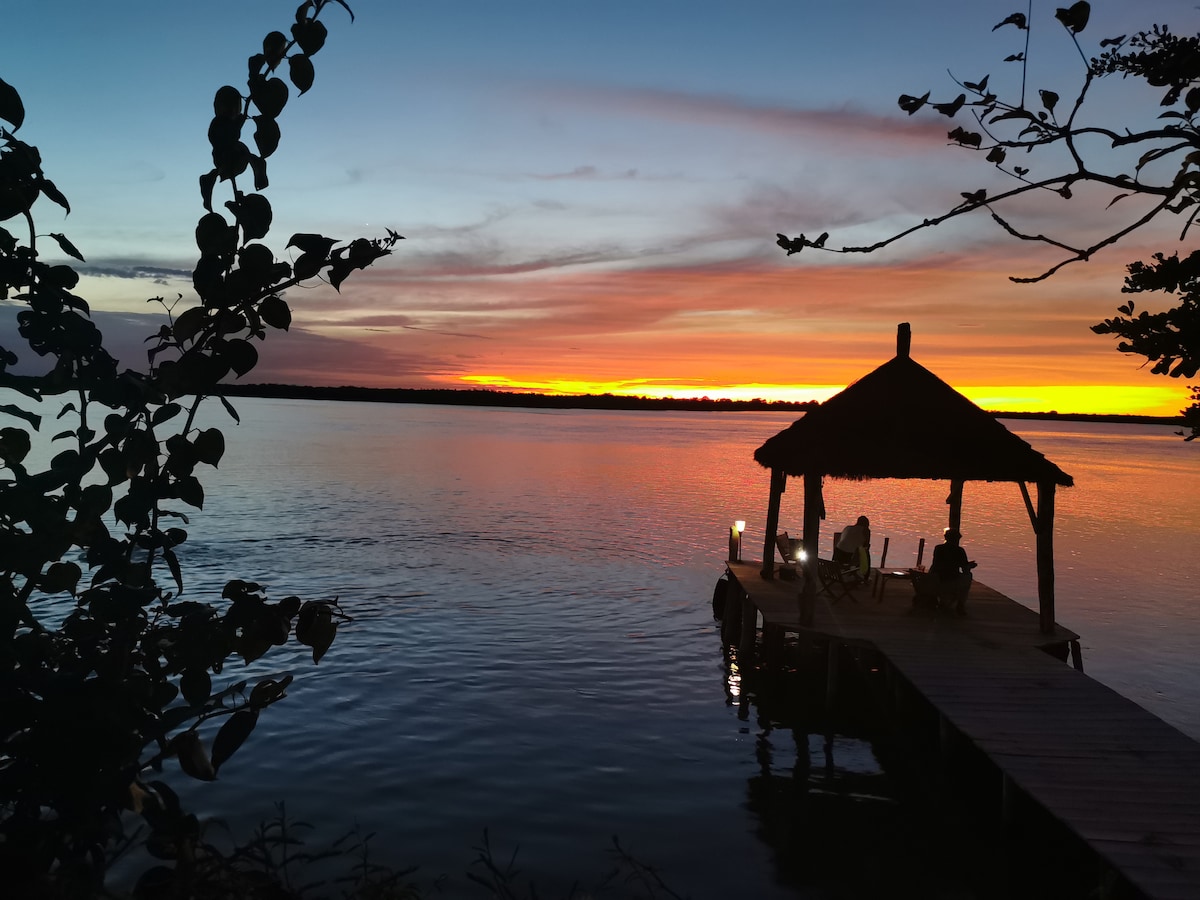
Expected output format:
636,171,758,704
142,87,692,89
214,382,1184,426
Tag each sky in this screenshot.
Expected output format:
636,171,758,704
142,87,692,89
3,0,1197,415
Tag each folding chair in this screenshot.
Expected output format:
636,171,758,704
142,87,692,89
775,531,804,580
816,557,857,604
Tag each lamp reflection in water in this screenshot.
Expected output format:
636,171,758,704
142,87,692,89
729,520,746,562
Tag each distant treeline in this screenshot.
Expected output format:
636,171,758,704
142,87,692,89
214,383,818,412
988,410,1184,426
213,382,1183,424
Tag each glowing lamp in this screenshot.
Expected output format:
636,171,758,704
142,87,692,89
728,520,746,562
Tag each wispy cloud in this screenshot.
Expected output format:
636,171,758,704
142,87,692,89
523,82,948,149
74,263,192,283
525,165,641,181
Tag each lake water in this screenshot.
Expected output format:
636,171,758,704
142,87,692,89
45,399,1200,897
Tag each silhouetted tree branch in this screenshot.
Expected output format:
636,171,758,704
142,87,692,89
0,1,404,893
775,2,1200,437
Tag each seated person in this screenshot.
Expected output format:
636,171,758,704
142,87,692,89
928,528,977,615
832,515,871,581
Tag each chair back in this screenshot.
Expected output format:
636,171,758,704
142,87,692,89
775,532,793,563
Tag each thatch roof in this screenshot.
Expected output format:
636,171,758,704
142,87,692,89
754,324,1073,486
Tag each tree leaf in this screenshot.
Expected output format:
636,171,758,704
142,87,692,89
174,731,216,781
0,76,23,131
211,710,258,773
296,601,337,663
989,108,1036,124
49,232,85,262
175,475,205,509
289,54,315,95
1054,1,1090,34
213,140,251,180
260,294,292,330
249,675,293,709
163,547,185,594
0,405,40,430
1039,89,1059,113
262,31,289,70
963,75,990,94
180,667,211,706
897,92,929,115
41,561,82,595
250,76,288,119
173,306,207,344
199,169,218,213
309,618,336,663
948,126,982,148
39,179,71,214
193,427,225,466
218,394,241,424
292,252,323,280
225,192,273,241
249,154,269,191
329,0,356,23
213,85,243,119
287,232,338,255
291,19,328,56
327,259,356,291
992,13,1027,31
151,402,183,426
932,94,966,117
195,212,236,259
222,339,258,377
253,115,281,158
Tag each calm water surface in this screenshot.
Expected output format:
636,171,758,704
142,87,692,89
110,401,1200,895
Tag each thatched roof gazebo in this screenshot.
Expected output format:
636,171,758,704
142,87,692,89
753,323,1073,633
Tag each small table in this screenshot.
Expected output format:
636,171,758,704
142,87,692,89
873,566,923,600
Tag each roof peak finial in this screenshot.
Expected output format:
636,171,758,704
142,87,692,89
897,322,911,358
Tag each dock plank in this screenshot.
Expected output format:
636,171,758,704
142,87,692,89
724,561,1200,900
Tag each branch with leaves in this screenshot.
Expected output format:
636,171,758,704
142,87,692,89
1,1,404,891
775,1,1200,438
779,4,1199,281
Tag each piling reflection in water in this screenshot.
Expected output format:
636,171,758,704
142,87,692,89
722,637,1112,899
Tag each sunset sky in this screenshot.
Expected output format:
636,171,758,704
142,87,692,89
3,0,1195,414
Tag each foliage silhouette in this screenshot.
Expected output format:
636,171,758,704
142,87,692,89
775,2,1200,438
0,0,401,894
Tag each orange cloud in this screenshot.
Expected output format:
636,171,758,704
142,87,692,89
262,245,1188,416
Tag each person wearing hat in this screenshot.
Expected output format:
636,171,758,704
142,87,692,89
929,527,977,615
833,515,871,582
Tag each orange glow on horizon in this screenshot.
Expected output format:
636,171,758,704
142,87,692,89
457,374,1184,417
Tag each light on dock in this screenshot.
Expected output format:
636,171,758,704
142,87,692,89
729,521,746,562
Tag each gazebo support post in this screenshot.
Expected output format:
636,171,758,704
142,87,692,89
947,478,964,533
1036,480,1056,634
800,471,822,627
761,468,786,580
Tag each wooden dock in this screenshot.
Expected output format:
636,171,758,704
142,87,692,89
722,561,1200,900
